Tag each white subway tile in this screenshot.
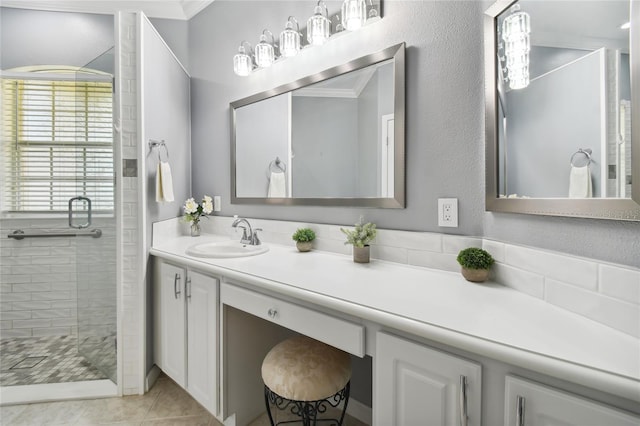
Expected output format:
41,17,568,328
4,275,32,284
12,318,51,329
51,318,78,327
442,235,482,254
371,245,408,264
0,329,32,338
407,250,459,273
492,263,544,299
12,301,51,311
545,279,639,338
314,238,350,255
1,310,31,321
505,244,598,291
375,229,442,252
599,264,640,305
12,283,50,292
32,309,72,319
0,293,31,302
32,327,71,337
482,239,506,263
31,291,72,301
0,320,11,329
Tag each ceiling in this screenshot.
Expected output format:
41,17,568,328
0,0,214,20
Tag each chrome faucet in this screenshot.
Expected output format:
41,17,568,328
231,216,262,245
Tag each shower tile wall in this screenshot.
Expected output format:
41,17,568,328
0,218,116,339
1,219,79,338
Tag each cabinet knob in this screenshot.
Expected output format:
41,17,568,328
267,308,278,318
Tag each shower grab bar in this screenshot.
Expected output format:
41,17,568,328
7,229,102,240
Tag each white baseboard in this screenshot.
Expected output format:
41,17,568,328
0,380,117,406
145,364,162,392
347,398,372,425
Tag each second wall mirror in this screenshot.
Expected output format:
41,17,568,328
485,0,640,220
231,43,405,208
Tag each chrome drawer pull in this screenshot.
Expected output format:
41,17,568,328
516,395,525,426
459,375,468,426
267,308,278,318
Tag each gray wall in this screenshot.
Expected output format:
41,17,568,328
0,8,114,70
148,18,190,71
188,1,638,268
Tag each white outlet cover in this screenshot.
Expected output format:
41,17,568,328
438,198,458,227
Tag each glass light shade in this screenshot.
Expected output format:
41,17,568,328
255,36,275,68
342,0,366,31
502,4,531,90
280,22,301,57
233,46,252,76
502,6,530,40
308,6,331,45
508,68,529,90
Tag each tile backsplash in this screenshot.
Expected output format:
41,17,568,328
153,216,640,338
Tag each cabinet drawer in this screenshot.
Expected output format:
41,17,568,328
221,282,365,357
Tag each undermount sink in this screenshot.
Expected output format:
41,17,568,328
186,240,269,258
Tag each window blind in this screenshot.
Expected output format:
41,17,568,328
1,76,114,213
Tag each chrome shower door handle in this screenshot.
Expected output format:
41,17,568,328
68,196,92,229
459,375,468,426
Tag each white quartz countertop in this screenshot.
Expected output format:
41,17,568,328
151,235,640,402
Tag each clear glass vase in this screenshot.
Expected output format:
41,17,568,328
190,221,201,237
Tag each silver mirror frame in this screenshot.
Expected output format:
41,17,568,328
484,0,640,221
231,42,405,208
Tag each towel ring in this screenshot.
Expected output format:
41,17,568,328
268,157,286,176
149,139,169,162
570,148,592,167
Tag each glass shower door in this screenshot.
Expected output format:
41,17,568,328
74,47,117,383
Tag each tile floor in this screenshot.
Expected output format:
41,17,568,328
0,374,368,426
0,336,109,386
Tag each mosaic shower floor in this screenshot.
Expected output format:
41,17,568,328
0,335,112,386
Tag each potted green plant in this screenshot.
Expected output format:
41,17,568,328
292,228,316,252
456,247,495,282
341,217,377,263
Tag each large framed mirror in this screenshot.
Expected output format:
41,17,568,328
231,43,405,208
485,0,640,220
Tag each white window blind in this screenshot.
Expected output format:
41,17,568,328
1,75,114,213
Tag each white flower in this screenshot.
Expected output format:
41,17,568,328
203,195,212,203
202,200,213,214
184,198,198,214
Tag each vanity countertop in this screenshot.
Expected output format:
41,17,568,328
150,235,640,402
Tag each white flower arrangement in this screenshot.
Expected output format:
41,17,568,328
183,195,213,225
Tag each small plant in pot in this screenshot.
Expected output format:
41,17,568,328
341,217,377,263
456,247,495,283
292,228,316,252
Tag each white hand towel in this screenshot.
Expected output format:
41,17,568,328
156,161,175,202
267,172,286,198
569,165,592,198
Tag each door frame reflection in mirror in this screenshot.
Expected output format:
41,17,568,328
484,0,640,221
230,42,405,208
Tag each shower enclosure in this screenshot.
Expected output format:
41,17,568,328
0,47,117,391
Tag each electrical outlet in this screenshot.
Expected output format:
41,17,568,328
213,196,222,212
438,198,458,227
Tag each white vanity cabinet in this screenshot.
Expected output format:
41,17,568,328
374,331,482,426
154,260,218,415
504,376,640,426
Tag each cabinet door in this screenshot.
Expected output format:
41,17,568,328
504,376,640,426
186,270,218,415
375,332,482,426
157,262,187,387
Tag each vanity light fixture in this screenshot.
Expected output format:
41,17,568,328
280,16,301,57
341,0,367,31
308,1,332,45
255,29,278,68
501,3,531,90
233,41,254,76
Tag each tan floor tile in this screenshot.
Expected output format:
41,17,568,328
144,379,207,420
73,394,156,424
140,414,217,425
0,404,28,424
7,399,88,425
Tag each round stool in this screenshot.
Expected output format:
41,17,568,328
261,335,352,426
